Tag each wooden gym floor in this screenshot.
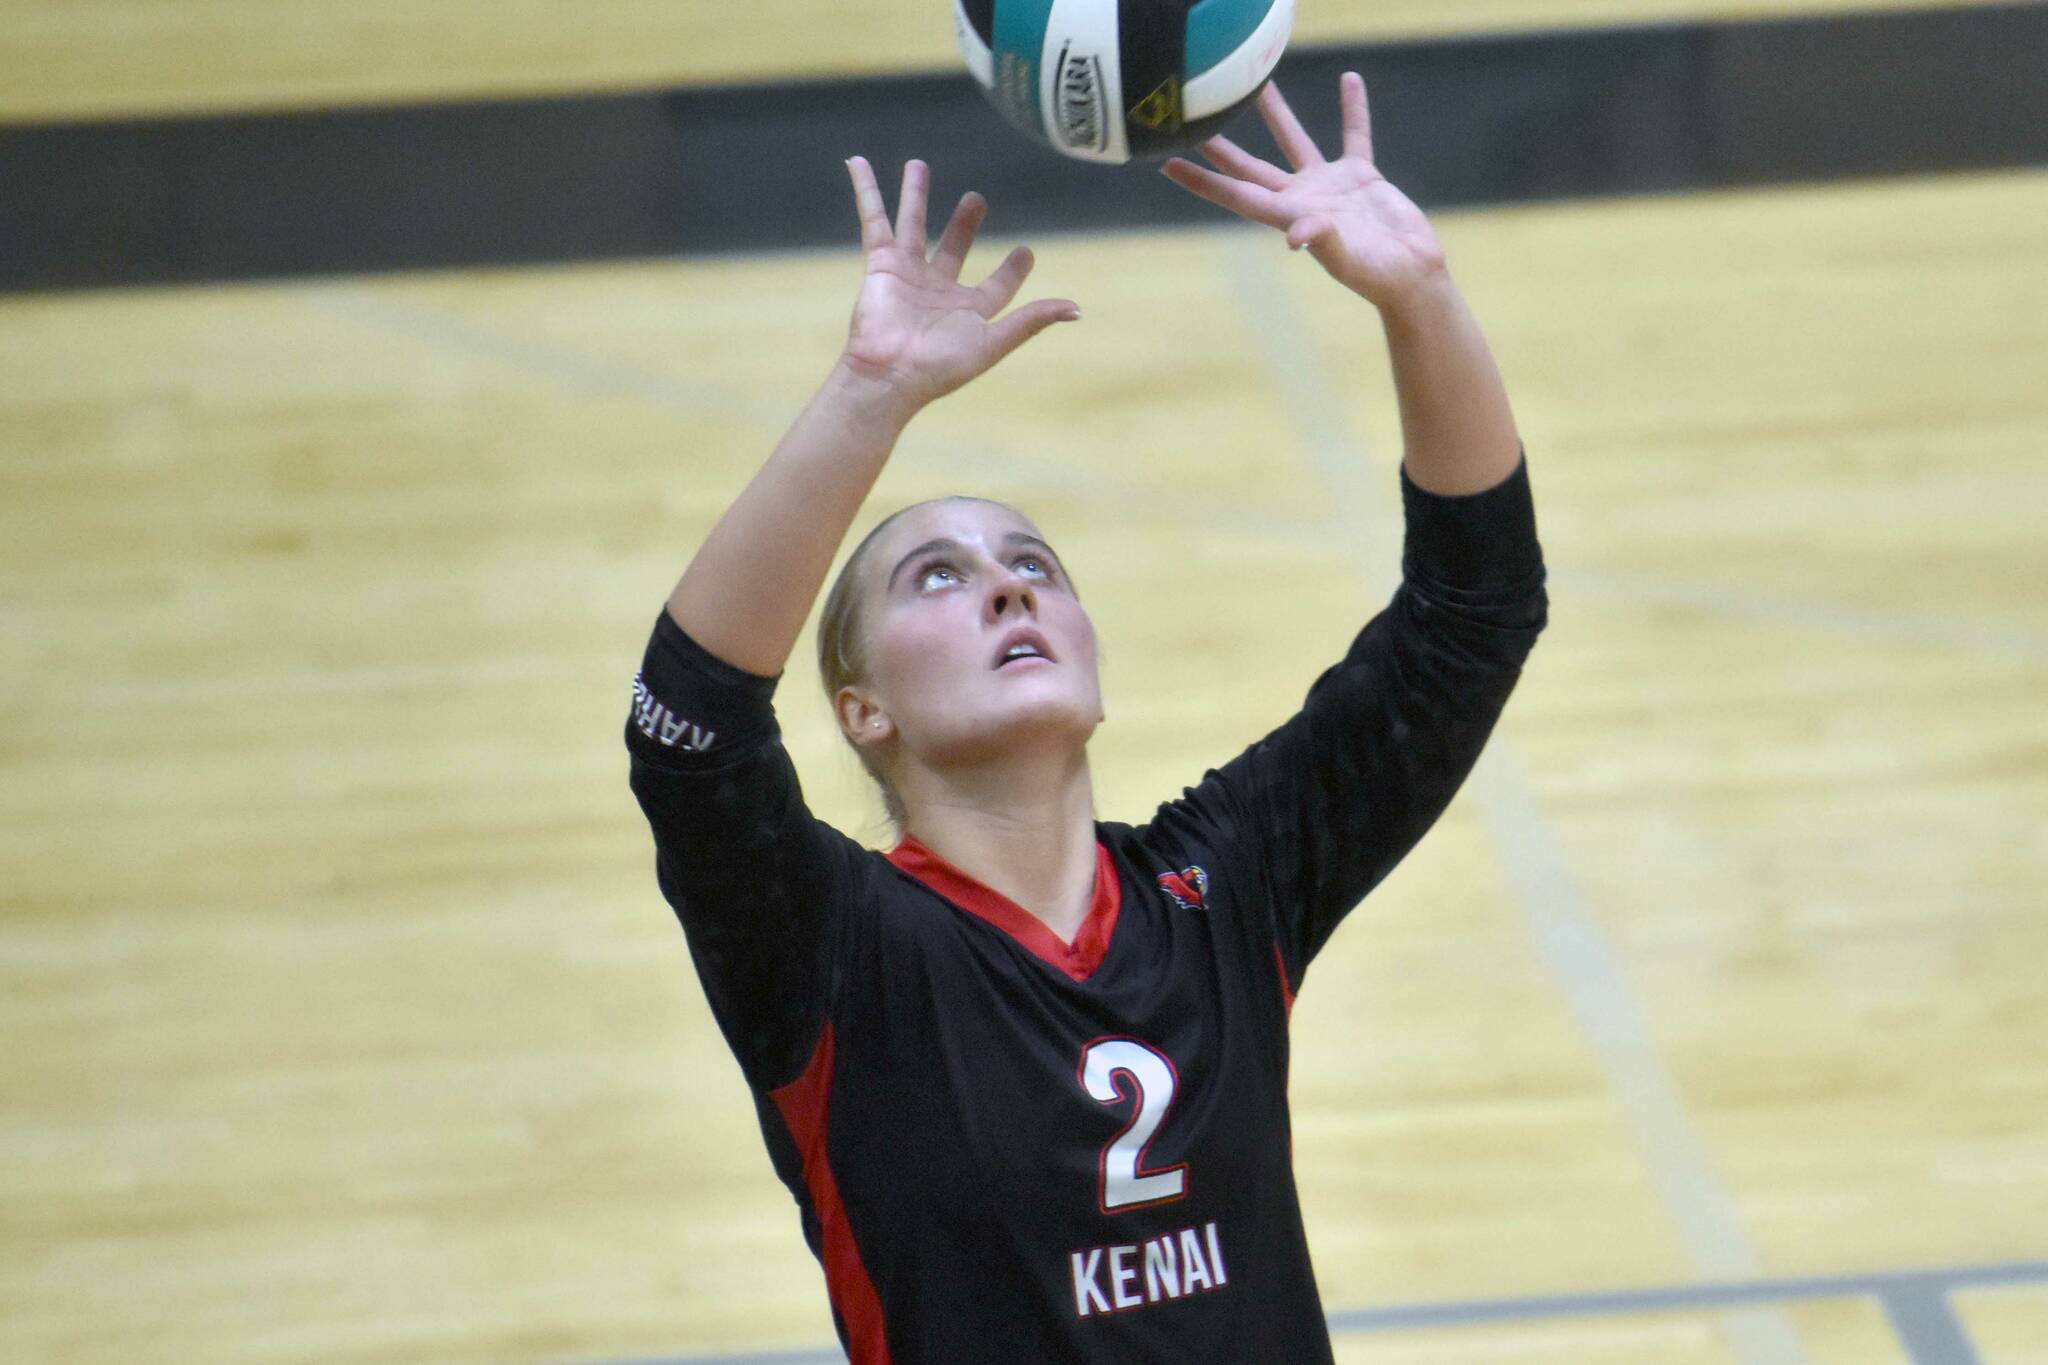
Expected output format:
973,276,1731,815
2,2,2045,1363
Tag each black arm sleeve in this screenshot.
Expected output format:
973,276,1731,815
1159,455,1547,993
623,611,862,1090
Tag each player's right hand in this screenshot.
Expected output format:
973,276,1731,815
839,157,1081,411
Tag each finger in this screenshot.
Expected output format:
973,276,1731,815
974,245,1036,318
1160,158,1288,229
1197,135,1291,192
1339,71,1374,163
986,297,1082,364
1256,82,1325,170
1286,215,1336,252
894,159,930,251
930,191,988,281
847,156,893,252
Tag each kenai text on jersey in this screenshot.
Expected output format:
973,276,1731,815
1070,1220,1227,1317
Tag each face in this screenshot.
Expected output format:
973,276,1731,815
840,499,1103,769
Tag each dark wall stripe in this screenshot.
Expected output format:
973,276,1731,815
1,3,2044,292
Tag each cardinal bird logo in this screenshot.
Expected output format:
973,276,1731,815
1156,866,1209,911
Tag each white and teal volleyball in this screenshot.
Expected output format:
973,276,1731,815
953,0,1296,164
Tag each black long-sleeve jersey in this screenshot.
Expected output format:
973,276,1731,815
624,458,1546,1363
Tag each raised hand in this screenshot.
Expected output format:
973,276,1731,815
1162,74,1445,308
840,157,1080,411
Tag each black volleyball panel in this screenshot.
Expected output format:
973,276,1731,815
960,0,997,49
1152,89,1263,158
1118,0,1200,161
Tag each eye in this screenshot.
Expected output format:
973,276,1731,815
917,562,961,591
1015,556,1052,579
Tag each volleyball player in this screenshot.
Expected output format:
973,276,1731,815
624,75,1546,1362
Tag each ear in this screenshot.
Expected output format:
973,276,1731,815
836,685,894,748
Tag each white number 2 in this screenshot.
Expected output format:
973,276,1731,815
1079,1038,1187,1212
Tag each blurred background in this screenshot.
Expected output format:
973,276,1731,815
2,1,2044,1362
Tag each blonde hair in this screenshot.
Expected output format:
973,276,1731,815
816,496,1043,830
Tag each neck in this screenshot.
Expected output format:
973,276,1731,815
896,746,1098,944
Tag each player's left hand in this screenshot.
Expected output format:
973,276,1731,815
1162,74,1445,309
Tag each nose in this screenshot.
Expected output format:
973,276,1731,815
986,571,1038,621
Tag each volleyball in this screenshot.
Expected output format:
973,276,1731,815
952,0,1296,164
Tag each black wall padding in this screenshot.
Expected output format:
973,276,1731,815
1,2,2044,291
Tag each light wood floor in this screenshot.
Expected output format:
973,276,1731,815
3,166,2045,1362
0,0,1996,122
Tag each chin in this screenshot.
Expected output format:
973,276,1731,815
937,695,1101,765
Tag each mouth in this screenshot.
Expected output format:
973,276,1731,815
992,628,1057,670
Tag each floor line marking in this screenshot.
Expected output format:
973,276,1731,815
1321,1259,2048,1333
1469,744,1808,1364
1881,1287,1986,1365
571,1259,2048,1364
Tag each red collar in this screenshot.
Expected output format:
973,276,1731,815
885,835,1122,983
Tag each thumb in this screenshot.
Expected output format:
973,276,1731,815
985,297,1082,365
1286,216,1335,251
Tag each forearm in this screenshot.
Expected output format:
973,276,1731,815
1377,269,1522,497
665,361,919,677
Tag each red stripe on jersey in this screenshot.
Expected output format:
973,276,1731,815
769,1024,892,1364
886,837,1122,983
1273,941,1296,1018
